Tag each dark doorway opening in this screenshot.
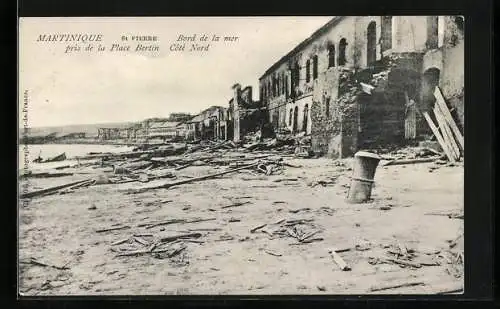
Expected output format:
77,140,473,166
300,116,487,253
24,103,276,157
303,104,309,133
421,67,440,112
367,21,377,66
293,106,299,133
338,38,347,66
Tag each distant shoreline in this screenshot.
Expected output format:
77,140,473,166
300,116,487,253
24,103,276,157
19,139,142,147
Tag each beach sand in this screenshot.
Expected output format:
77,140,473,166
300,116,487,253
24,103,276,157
18,154,464,295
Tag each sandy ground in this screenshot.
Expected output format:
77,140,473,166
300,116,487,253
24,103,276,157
18,153,464,295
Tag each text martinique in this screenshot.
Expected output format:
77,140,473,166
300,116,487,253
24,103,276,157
37,34,103,43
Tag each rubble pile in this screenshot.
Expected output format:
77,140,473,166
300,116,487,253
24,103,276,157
376,146,443,160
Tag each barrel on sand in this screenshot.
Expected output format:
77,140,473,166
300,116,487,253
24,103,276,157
347,151,381,203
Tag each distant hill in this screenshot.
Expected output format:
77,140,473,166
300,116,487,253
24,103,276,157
19,113,195,139
19,121,136,138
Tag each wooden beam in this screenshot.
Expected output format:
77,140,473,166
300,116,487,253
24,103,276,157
433,105,460,160
20,178,91,199
434,87,464,151
422,112,455,162
135,162,260,192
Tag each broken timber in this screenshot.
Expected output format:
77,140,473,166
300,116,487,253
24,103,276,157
434,87,464,151
20,178,92,199
96,225,130,233
422,112,456,162
328,248,351,271
433,104,460,160
383,157,438,166
21,258,70,270
134,162,260,192
250,224,267,233
159,232,202,243
143,217,216,229
221,201,251,209
369,281,425,292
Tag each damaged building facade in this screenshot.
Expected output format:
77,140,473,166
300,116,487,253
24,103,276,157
183,106,228,141
259,16,464,158
229,84,265,143
180,84,264,143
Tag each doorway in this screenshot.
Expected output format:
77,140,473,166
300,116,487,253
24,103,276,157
367,21,377,66
292,106,299,133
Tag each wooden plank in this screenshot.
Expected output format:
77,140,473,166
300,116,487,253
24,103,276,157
369,281,425,292
434,87,464,150
328,248,351,271
134,162,260,192
433,105,460,160
422,112,455,162
20,178,92,199
383,157,438,166
433,104,460,159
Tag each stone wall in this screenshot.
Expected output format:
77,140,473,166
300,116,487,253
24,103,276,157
422,16,464,129
310,68,344,157
260,16,463,157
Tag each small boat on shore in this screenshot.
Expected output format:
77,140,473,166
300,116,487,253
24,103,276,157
42,152,67,163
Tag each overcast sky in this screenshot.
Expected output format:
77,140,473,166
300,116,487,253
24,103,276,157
19,17,332,127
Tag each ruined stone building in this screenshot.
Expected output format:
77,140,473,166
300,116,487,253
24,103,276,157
147,120,182,141
259,16,464,158
183,106,228,141
97,128,121,140
230,84,265,143
98,123,144,141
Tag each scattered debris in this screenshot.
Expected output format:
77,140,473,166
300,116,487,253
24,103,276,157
328,248,351,271
221,201,251,209
96,225,131,233
250,224,267,233
20,258,70,270
289,208,311,214
368,281,425,292
264,249,282,257
425,210,464,220
21,178,93,199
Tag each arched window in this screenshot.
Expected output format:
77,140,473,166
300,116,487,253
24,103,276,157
328,43,335,67
338,38,347,66
312,55,318,79
367,21,377,66
303,104,309,132
381,16,393,52
291,61,300,97
427,16,439,49
277,74,281,95
325,97,330,117
285,74,289,99
306,59,311,82
289,109,293,126
295,61,300,85
274,75,278,97
268,80,272,98
281,71,285,95
278,72,282,95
